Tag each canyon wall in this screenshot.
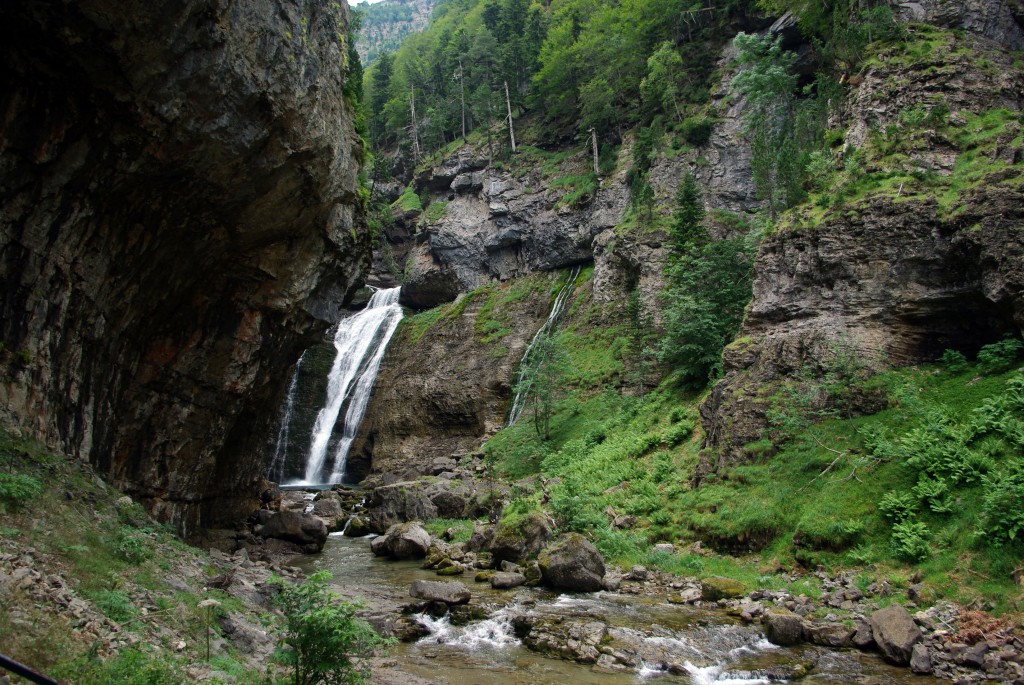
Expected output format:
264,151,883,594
0,0,369,533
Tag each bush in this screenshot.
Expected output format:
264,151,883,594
679,116,714,147
0,472,42,509
890,520,931,562
977,337,1024,372
940,348,968,372
113,527,153,564
91,589,138,624
271,571,391,685
978,465,1024,544
878,490,917,522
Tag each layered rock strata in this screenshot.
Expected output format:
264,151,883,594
0,1,369,533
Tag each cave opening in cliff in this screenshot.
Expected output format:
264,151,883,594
906,294,1021,362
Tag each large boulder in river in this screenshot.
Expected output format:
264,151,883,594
365,477,493,532
256,511,328,551
370,522,432,560
311,491,345,531
409,580,471,605
538,533,606,593
869,604,922,665
490,512,552,563
762,609,805,646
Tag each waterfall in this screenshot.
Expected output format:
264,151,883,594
507,266,580,426
276,287,402,486
267,350,307,483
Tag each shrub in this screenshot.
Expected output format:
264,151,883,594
679,116,714,147
978,465,1024,544
878,490,917,522
977,337,1024,372
940,348,968,372
91,589,138,624
113,527,153,564
891,520,931,562
271,571,391,685
0,472,42,509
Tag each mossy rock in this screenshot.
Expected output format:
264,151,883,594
700,576,745,600
436,564,464,576
474,570,496,583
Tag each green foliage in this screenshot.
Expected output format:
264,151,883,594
514,329,570,440
678,116,714,147
731,32,825,218
0,472,42,509
669,171,707,251
891,520,931,562
113,527,154,564
941,348,968,372
391,185,423,213
271,571,391,685
90,589,139,624
660,237,754,387
422,200,449,224
977,337,1024,373
979,464,1024,544
56,647,186,685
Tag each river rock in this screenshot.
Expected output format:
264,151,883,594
490,572,526,590
311,492,345,531
371,522,432,560
763,609,805,646
409,580,471,605
343,516,372,537
538,533,606,593
869,604,923,665
804,620,855,648
700,576,745,601
490,512,553,563
256,511,328,551
514,614,608,664
911,643,933,674
465,523,495,552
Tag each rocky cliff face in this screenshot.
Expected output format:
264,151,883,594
349,274,559,480
0,1,369,534
699,22,1024,473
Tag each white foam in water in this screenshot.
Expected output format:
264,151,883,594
415,609,520,650
682,662,770,685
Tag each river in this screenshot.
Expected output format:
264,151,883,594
294,534,941,685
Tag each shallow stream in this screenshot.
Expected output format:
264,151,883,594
295,535,940,685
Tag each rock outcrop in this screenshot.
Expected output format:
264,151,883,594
537,533,607,593
0,1,369,533
349,274,560,479
699,26,1024,473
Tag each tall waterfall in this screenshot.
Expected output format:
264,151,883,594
507,266,580,426
272,287,403,485
266,350,306,484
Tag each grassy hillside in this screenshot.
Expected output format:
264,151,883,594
471,275,1024,612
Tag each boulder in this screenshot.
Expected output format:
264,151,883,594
257,511,328,551
763,609,805,646
804,621,855,648
311,492,345,531
465,523,495,552
409,580,471,605
538,533,606,593
371,522,432,560
911,643,933,674
490,512,552,563
490,572,526,590
343,516,372,538
869,604,923,665
700,576,745,601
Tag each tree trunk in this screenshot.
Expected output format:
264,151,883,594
504,80,516,153
409,85,421,164
590,127,599,177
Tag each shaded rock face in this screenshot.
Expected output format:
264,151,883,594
397,146,626,308
699,30,1024,473
349,275,558,480
0,1,369,534
896,0,1024,50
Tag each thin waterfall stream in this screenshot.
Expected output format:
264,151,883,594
269,287,403,485
507,266,580,426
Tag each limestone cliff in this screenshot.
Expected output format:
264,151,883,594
0,1,369,533
699,21,1024,473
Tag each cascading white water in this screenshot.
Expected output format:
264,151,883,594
507,266,581,426
267,350,307,483
297,287,403,485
